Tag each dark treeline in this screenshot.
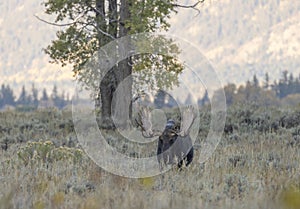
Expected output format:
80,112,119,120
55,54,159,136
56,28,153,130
140,70,300,108
0,84,71,111
272,70,300,98
218,70,300,107
1,70,300,111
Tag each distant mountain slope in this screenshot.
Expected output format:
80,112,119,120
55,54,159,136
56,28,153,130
1,0,55,74
169,0,300,87
0,0,299,98
0,0,73,95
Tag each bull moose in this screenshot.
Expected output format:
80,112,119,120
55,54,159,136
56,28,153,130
136,106,196,169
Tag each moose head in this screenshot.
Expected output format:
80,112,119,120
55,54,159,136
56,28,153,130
136,106,196,169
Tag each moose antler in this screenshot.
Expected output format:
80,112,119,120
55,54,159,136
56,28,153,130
135,107,162,138
178,106,197,136
136,106,197,138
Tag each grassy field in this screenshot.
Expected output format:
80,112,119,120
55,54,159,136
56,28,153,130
0,104,300,209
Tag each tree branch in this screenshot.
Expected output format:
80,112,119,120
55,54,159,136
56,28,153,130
35,9,89,27
171,0,205,14
34,15,76,27
86,3,105,19
171,0,205,8
35,14,115,40
81,21,116,40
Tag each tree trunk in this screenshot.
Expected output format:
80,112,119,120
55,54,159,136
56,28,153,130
100,68,117,129
97,0,133,129
113,59,132,129
112,0,132,129
95,0,115,129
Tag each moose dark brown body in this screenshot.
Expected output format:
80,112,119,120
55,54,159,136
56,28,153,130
136,106,196,169
157,120,194,168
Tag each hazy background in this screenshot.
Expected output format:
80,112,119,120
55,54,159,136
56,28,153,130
0,0,299,99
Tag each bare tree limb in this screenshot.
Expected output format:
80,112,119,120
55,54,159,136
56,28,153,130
171,0,205,8
34,15,76,27
35,14,116,40
82,21,116,40
170,0,205,15
35,9,89,27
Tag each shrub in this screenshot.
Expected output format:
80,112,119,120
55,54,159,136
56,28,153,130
17,141,85,165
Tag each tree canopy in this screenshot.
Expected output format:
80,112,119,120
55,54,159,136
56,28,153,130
42,0,204,128
43,0,183,79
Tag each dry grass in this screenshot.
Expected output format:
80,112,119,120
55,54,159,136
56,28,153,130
0,108,299,209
